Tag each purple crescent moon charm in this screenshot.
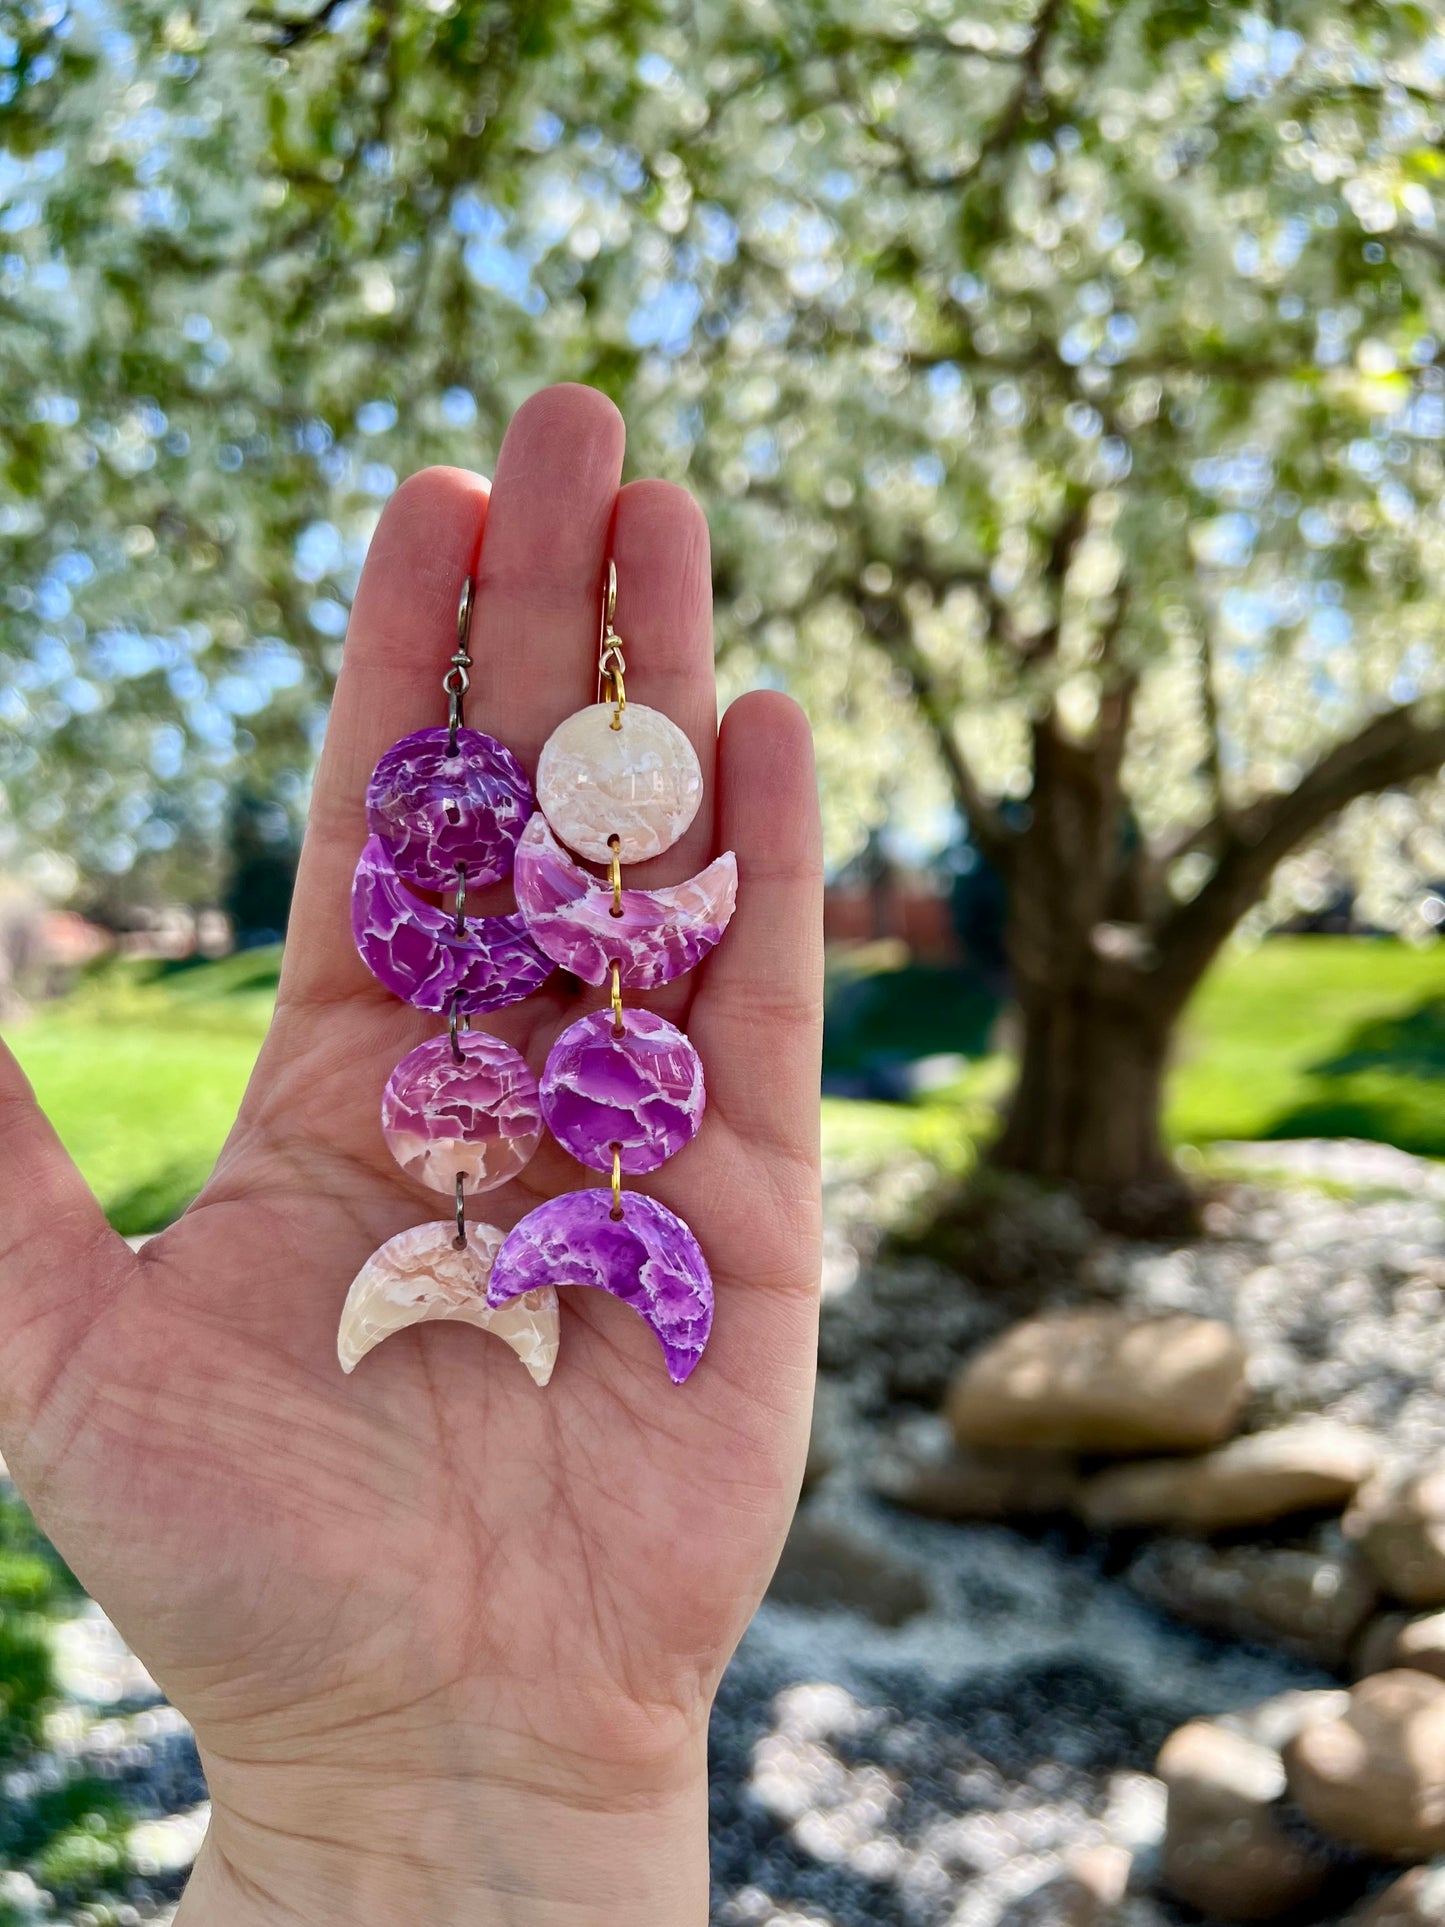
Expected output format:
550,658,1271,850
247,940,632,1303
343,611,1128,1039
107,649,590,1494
513,811,737,989
366,725,533,892
541,1009,703,1175
352,835,555,1014
488,1188,714,1384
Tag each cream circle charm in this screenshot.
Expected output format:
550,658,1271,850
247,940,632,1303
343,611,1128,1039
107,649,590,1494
535,701,703,864
381,1032,542,1194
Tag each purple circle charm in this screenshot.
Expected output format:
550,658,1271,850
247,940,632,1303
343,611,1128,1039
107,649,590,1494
352,835,554,1015
488,1188,713,1384
541,1010,703,1175
366,725,533,892
382,1032,543,1195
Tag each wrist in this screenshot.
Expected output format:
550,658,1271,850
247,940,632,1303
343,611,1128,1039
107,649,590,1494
175,1743,711,1927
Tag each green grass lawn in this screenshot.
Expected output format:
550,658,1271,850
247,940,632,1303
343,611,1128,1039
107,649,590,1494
4,948,280,1234
4,935,1443,1232
824,935,1445,1173
1166,936,1445,1153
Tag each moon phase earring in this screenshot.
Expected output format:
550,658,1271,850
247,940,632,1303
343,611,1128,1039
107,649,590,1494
337,580,560,1383
488,563,737,1384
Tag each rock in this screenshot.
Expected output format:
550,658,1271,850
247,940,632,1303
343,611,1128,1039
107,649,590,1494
1354,1612,1414,1681
1080,1420,1378,1534
948,1311,1248,1455
1359,1862,1445,1924
999,1844,1133,1925
1070,1843,1133,1908
803,1374,852,1491
1348,1463,1445,1606
1394,1612,1445,1682
1156,1695,1343,1920
818,1253,1004,1408
1285,1670,1445,1860
1128,1533,1379,1668
769,1509,931,1627
1225,1688,1354,1753
871,1417,1080,1521
1356,1609,1445,1684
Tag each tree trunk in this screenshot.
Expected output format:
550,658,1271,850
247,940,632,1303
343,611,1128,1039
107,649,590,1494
991,976,1197,1235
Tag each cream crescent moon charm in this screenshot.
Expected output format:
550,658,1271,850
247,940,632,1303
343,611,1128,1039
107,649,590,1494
338,1221,559,1384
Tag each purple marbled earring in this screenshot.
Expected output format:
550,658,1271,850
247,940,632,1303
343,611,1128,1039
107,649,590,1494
338,579,559,1385
489,561,736,1385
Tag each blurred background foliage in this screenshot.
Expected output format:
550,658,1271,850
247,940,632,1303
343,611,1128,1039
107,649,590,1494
3,0,1445,1219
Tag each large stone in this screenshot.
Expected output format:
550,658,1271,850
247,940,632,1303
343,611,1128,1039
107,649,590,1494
1395,1613,1445,1683
1356,1610,1445,1685
1128,1534,1379,1668
1285,1671,1445,1861
802,1375,852,1492
769,1510,932,1628
948,1311,1248,1455
1157,1694,1345,1920
1348,1463,1445,1607
1081,1420,1378,1533
1355,1611,1414,1681
1359,1863,1445,1924
871,1417,1080,1521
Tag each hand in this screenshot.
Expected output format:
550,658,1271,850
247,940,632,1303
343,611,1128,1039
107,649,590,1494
0,385,824,1925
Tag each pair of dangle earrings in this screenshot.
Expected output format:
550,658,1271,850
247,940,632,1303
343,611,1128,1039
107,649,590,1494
339,564,738,1386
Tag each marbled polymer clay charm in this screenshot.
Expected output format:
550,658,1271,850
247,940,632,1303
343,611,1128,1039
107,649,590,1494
541,1009,703,1175
338,1220,558,1383
366,725,532,892
353,835,554,1014
513,812,737,989
341,576,559,1386
535,701,703,864
488,1190,713,1385
383,1032,542,1193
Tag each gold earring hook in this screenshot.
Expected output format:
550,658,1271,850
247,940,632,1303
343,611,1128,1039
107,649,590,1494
597,560,626,728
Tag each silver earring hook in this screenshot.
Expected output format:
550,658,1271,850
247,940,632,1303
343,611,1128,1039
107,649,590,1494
444,576,475,754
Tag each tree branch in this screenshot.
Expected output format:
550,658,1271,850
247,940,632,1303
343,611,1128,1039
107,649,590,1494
857,591,1014,868
250,0,354,48
845,0,1066,194
1018,491,1092,661
1153,703,1445,1009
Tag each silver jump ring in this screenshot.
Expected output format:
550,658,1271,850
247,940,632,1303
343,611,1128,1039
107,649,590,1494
453,1170,466,1250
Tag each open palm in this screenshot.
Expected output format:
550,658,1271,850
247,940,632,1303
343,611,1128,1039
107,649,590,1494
0,386,823,1921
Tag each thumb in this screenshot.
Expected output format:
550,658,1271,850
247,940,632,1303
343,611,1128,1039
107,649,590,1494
0,1033,134,1435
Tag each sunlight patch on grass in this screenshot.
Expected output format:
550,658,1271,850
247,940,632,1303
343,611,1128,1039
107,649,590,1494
4,951,279,1232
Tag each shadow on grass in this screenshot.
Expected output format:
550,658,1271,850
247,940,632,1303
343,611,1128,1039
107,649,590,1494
1262,992,1445,1158
824,960,1002,1085
149,943,283,997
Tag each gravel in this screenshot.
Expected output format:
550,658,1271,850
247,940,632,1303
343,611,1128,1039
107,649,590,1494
25,1141,1445,1925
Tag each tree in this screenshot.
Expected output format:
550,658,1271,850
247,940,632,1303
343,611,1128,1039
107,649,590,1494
3,0,1445,1222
